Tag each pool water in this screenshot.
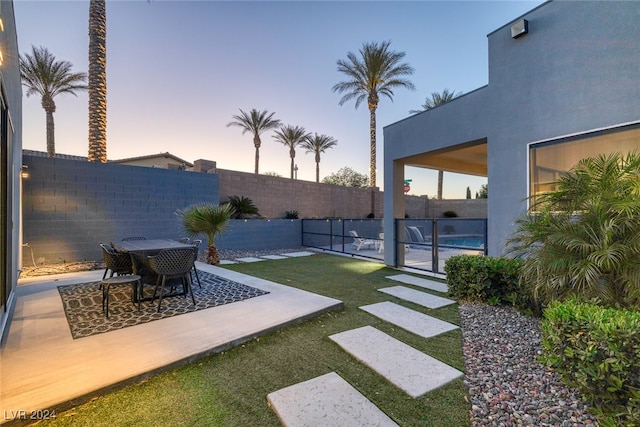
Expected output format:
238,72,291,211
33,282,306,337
438,236,485,249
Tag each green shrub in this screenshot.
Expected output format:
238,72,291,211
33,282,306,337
283,210,299,219
540,300,640,425
444,255,528,309
506,152,640,309
223,195,259,219
442,210,458,218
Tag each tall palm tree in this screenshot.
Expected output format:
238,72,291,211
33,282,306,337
272,125,310,179
410,88,462,199
19,46,87,158
333,40,415,187
227,109,281,174
88,0,107,162
301,133,338,183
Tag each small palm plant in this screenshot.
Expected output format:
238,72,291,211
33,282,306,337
177,203,234,265
225,195,259,219
506,152,640,309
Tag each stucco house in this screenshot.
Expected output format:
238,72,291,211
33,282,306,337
112,152,193,170
383,0,640,267
22,150,194,171
1,0,23,343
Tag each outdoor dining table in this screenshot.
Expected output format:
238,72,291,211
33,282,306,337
111,239,196,300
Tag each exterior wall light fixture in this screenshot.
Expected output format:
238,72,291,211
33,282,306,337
511,19,529,39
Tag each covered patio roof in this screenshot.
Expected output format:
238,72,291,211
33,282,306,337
401,138,488,177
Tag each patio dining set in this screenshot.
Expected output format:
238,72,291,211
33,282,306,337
99,237,202,317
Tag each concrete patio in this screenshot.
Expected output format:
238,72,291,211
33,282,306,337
0,261,342,424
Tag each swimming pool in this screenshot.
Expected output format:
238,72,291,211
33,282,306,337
438,235,485,250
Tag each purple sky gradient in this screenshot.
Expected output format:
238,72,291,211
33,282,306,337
15,0,542,198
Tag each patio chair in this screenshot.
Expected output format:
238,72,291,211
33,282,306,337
147,248,197,312
122,236,147,241
190,239,202,288
349,230,375,251
100,242,133,280
101,274,142,318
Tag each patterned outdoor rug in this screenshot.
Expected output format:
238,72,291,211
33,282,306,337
58,270,269,339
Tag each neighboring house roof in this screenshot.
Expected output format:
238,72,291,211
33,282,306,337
22,150,194,168
112,152,194,168
22,149,89,161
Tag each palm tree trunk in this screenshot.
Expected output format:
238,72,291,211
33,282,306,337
315,162,320,183
437,170,443,199
253,135,261,174
45,109,55,157
369,107,377,187
207,244,220,265
88,0,107,163
290,148,295,179
42,95,57,157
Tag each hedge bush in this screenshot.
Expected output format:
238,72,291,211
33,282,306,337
540,300,640,426
444,255,527,308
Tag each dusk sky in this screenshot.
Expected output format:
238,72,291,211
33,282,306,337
15,0,542,198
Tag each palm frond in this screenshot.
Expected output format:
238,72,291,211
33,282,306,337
20,45,87,98
177,203,233,246
333,40,415,110
508,151,640,308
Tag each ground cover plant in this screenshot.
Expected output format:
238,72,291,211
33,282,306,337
38,254,468,426
541,300,640,426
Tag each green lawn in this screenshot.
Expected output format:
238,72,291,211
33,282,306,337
42,254,469,426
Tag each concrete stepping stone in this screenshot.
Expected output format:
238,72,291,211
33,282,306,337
261,255,288,260
267,371,398,427
282,251,315,257
386,274,448,293
360,301,458,338
379,286,455,309
329,326,463,398
219,259,237,265
236,257,266,263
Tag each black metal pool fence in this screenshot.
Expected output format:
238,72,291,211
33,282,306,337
301,218,488,274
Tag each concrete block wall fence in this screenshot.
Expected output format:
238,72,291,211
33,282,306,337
216,168,383,219
216,168,486,220
21,155,219,265
21,155,486,265
215,219,301,251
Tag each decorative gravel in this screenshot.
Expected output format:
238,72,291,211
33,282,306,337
460,303,597,426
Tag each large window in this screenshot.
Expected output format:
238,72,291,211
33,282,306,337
529,123,640,200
